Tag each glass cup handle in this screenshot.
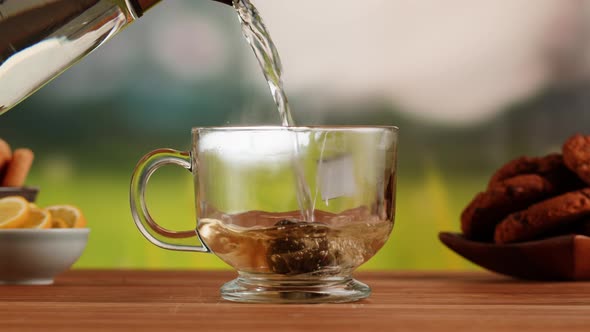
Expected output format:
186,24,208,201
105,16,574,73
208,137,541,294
130,149,209,253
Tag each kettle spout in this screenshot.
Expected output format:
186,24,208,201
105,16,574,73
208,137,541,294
130,0,234,18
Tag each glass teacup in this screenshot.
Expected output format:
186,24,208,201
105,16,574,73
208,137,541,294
130,126,398,303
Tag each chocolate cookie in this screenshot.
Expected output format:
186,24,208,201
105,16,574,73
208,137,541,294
563,134,590,185
461,174,556,241
488,153,584,191
494,188,590,244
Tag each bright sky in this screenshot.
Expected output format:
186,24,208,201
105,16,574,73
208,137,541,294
35,0,590,125
252,0,590,124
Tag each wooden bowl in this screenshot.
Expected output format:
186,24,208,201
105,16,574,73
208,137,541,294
0,187,39,202
439,232,590,280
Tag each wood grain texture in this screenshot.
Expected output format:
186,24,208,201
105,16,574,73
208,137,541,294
1,270,590,331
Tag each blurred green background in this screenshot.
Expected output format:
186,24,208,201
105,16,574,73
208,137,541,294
2,0,590,271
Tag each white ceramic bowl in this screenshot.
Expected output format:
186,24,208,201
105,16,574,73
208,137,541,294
0,228,90,285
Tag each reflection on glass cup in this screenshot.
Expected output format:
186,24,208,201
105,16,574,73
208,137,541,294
130,126,398,303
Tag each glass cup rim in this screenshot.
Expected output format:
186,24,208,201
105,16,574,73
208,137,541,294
192,125,399,134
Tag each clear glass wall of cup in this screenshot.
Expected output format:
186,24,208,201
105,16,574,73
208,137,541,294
130,126,398,303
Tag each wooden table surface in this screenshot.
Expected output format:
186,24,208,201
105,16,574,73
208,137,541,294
1,270,590,331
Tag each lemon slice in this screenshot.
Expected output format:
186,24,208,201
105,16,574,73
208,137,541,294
21,204,52,229
51,218,68,229
0,196,30,229
46,205,86,228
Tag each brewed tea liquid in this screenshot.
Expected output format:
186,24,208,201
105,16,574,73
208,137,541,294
234,0,314,222
199,215,392,277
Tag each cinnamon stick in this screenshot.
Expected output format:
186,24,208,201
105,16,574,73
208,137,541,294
2,148,34,187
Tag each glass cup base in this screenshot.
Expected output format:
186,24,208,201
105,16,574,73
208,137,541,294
220,274,371,304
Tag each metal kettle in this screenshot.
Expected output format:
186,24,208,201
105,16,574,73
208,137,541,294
0,0,233,115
